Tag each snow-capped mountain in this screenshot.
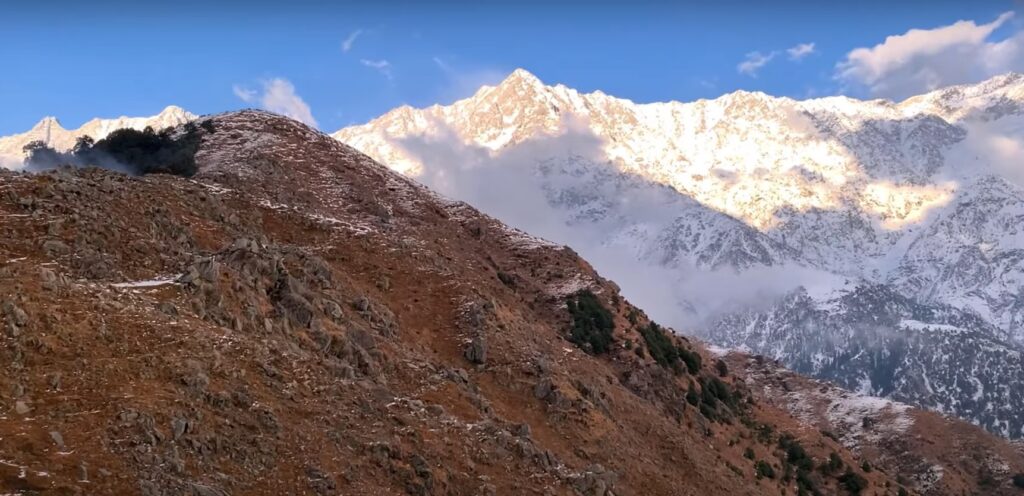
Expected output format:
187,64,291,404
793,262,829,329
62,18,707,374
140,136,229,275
328,69,1024,438
0,105,195,165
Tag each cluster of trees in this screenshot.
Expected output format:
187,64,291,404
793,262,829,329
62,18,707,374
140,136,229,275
23,121,211,176
638,321,702,374
566,290,615,354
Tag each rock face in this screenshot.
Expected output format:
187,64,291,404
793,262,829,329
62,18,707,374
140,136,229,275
2,110,1020,495
329,69,1024,439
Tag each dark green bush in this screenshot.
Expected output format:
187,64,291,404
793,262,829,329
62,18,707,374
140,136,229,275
678,346,702,374
838,470,867,494
779,434,814,472
702,376,736,408
685,388,700,406
1014,473,1024,489
755,460,775,479
566,290,615,354
639,322,680,368
715,359,729,377
820,452,843,474
699,401,717,421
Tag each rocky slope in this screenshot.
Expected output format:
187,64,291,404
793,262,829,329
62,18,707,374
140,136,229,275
0,110,983,495
726,351,1024,496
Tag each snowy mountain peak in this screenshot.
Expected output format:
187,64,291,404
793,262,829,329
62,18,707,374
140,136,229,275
31,116,64,130
499,68,545,89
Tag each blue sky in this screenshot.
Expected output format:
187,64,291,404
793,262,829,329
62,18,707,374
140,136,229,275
0,0,1021,134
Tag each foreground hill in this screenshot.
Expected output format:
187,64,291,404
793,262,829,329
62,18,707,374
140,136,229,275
0,111,1021,495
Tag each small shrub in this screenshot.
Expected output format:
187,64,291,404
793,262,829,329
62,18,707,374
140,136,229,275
820,452,843,475
755,460,775,479
744,447,755,460
699,401,717,421
626,308,639,325
860,461,872,473
678,346,702,374
754,423,774,444
838,470,867,495
685,388,700,406
779,434,813,472
496,271,517,288
1014,473,1024,488
725,461,744,477
715,359,729,377
702,376,737,409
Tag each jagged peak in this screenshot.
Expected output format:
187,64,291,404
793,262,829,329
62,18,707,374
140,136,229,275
494,68,547,94
157,105,192,117
30,116,64,132
503,68,544,85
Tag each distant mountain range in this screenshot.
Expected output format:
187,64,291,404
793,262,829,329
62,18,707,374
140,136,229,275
5,70,1024,439
0,105,195,162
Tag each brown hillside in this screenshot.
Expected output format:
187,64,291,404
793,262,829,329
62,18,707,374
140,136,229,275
0,111,1015,495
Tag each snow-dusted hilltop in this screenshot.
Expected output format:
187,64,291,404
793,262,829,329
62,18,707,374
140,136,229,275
0,105,196,165
332,69,1024,438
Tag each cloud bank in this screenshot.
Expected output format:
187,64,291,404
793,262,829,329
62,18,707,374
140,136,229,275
389,119,823,333
837,11,1023,100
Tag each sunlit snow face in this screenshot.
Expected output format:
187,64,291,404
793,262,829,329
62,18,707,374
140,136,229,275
334,75,982,234
859,180,955,230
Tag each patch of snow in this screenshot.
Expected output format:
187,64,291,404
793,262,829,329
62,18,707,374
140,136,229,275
899,319,964,333
110,277,178,288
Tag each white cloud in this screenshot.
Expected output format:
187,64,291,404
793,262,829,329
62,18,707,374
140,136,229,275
946,117,1024,189
787,42,816,60
837,11,1023,99
737,51,778,77
432,57,507,101
360,59,393,80
232,78,318,128
342,29,362,53
232,85,257,103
